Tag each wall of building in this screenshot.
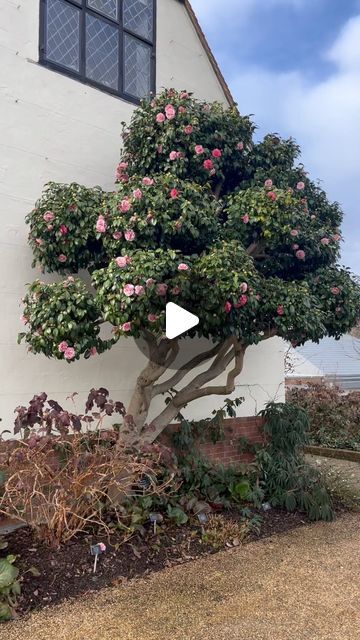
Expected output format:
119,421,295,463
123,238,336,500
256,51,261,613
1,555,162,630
0,0,285,434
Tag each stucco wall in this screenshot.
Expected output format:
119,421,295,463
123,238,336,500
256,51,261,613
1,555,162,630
0,0,285,433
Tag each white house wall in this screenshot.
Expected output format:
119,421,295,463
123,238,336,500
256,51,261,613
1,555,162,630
0,0,284,433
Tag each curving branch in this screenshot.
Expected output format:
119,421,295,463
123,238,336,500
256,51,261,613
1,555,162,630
151,340,226,398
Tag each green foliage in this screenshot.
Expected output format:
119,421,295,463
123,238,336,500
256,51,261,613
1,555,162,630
120,90,254,191
18,278,112,360
287,383,360,451
257,402,333,520
317,463,360,510
102,174,220,255
21,89,359,387
0,552,20,622
26,182,106,273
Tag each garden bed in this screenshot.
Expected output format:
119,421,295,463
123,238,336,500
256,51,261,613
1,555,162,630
5,507,309,618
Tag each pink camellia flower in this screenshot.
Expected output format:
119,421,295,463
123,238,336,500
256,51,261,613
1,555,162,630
124,230,135,242
295,249,305,260
64,347,75,360
194,145,204,155
35,238,43,246
90,346,98,357
96,216,107,233
122,322,132,332
98,543,106,552
58,254,67,263
238,295,248,307
178,106,186,114
224,301,232,314
184,125,193,135
165,104,176,120
169,150,178,161
142,177,154,186
277,305,284,316
212,148,222,158
178,263,189,271
115,162,128,180
156,112,166,123
20,315,28,325
113,231,122,240
267,191,277,201
264,179,273,189
43,211,54,222
59,225,68,235
292,243,299,251
332,233,341,242
135,285,145,296
203,159,214,171
148,314,158,323
241,214,250,224
296,181,305,190
133,188,142,200
176,151,184,159
58,341,68,353
180,91,189,99
236,141,244,151
119,199,131,213
240,282,248,293
171,286,181,295
290,229,298,237
331,286,340,295
146,278,155,288
123,284,135,297
321,237,330,246
156,283,168,296
170,188,178,199
115,256,128,268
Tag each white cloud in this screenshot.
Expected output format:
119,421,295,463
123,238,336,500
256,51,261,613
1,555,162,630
191,0,318,29
195,7,360,274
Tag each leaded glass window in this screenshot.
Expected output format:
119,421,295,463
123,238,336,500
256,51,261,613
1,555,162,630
40,0,155,102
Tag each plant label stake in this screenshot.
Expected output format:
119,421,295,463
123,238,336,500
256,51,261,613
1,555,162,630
90,542,106,573
149,513,163,534
197,512,208,534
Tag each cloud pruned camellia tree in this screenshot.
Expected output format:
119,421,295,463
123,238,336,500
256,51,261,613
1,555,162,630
20,89,359,446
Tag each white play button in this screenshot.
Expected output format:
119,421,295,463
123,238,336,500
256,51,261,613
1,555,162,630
166,303,199,340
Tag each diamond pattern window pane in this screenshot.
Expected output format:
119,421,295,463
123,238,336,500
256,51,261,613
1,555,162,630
123,0,153,41
124,34,151,99
87,0,118,20
46,0,80,72
86,15,119,89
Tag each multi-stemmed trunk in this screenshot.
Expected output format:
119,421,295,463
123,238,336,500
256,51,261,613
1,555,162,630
119,331,275,447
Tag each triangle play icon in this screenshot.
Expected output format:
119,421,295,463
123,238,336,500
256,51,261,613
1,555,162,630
166,303,199,340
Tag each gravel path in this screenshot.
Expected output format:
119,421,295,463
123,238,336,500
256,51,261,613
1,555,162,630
3,513,359,640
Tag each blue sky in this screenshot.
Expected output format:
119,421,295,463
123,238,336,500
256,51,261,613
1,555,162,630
191,0,360,274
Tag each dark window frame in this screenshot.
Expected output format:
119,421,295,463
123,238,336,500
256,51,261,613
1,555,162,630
39,0,156,104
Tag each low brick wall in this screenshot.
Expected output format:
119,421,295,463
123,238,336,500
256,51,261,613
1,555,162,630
164,416,265,466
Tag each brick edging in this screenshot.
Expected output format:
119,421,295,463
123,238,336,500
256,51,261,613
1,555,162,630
304,445,360,463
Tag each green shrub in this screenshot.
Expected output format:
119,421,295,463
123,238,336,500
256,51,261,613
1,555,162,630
0,538,20,622
287,383,360,451
257,402,333,520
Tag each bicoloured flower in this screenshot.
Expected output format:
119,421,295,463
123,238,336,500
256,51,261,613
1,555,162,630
135,285,145,296
96,216,107,233
124,230,135,242
156,283,168,296
194,145,204,155
212,148,222,158
184,125,193,135
58,341,68,353
64,347,75,360
59,225,68,235
133,189,142,200
295,249,305,260
241,214,249,224
115,256,128,268
178,263,189,271
122,322,132,332
123,284,135,297
43,211,54,222
58,254,67,263
148,314,158,323
156,112,165,123
142,177,154,186
112,231,122,240
296,181,305,190
165,104,176,120
264,179,273,189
